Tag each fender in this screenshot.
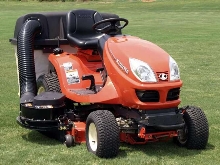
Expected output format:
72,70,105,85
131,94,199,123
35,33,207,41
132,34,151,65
48,52,121,104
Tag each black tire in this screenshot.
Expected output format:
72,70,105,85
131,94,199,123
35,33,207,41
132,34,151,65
64,134,74,148
174,106,209,149
86,110,120,158
37,72,61,94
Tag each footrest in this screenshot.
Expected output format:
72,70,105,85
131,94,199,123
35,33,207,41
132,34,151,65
70,89,96,95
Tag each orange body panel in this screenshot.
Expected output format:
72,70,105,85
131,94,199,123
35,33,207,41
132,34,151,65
49,35,182,110
68,122,86,143
49,52,121,104
103,36,182,109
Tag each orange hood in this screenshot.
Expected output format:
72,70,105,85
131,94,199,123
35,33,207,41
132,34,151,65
106,35,170,73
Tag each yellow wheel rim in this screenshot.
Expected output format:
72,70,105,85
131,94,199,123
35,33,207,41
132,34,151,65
88,123,98,152
37,86,45,95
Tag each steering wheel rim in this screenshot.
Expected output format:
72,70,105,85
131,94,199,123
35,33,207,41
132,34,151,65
93,18,128,34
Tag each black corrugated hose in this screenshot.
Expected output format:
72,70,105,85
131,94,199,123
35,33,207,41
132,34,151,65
17,18,41,103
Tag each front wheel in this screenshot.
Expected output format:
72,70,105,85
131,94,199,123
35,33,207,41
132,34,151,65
174,106,209,149
86,110,120,158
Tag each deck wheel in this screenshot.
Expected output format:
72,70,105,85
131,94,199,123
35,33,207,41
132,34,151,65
64,134,74,148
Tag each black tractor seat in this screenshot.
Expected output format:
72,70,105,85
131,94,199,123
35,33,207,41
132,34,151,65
66,9,104,50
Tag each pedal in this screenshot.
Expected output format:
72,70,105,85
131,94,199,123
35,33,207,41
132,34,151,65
82,74,97,93
96,68,104,72
96,67,105,83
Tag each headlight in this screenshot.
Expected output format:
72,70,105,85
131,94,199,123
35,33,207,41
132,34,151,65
129,58,157,82
169,56,180,81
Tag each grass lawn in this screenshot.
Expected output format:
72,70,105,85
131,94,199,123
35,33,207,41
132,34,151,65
0,0,220,164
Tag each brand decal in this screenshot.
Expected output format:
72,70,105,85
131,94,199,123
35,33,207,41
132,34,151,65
158,73,168,81
78,14,92,19
109,49,129,74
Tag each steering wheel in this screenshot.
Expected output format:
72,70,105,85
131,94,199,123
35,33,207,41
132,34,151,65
93,18,129,34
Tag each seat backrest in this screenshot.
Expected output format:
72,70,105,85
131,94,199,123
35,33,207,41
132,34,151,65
66,9,104,49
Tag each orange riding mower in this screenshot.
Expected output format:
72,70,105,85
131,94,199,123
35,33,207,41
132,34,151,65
10,9,209,158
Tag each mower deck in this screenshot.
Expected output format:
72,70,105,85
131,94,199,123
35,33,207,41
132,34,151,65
17,90,185,145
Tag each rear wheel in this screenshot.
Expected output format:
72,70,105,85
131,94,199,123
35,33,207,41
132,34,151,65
174,106,209,149
37,72,61,94
86,110,120,158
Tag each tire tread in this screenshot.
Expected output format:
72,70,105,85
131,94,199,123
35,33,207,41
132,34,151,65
86,110,120,158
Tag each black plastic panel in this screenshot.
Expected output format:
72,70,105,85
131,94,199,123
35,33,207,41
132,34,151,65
10,11,121,47
33,92,65,106
136,90,160,102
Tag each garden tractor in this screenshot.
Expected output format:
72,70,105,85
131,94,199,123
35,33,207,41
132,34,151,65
10,9,209,158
